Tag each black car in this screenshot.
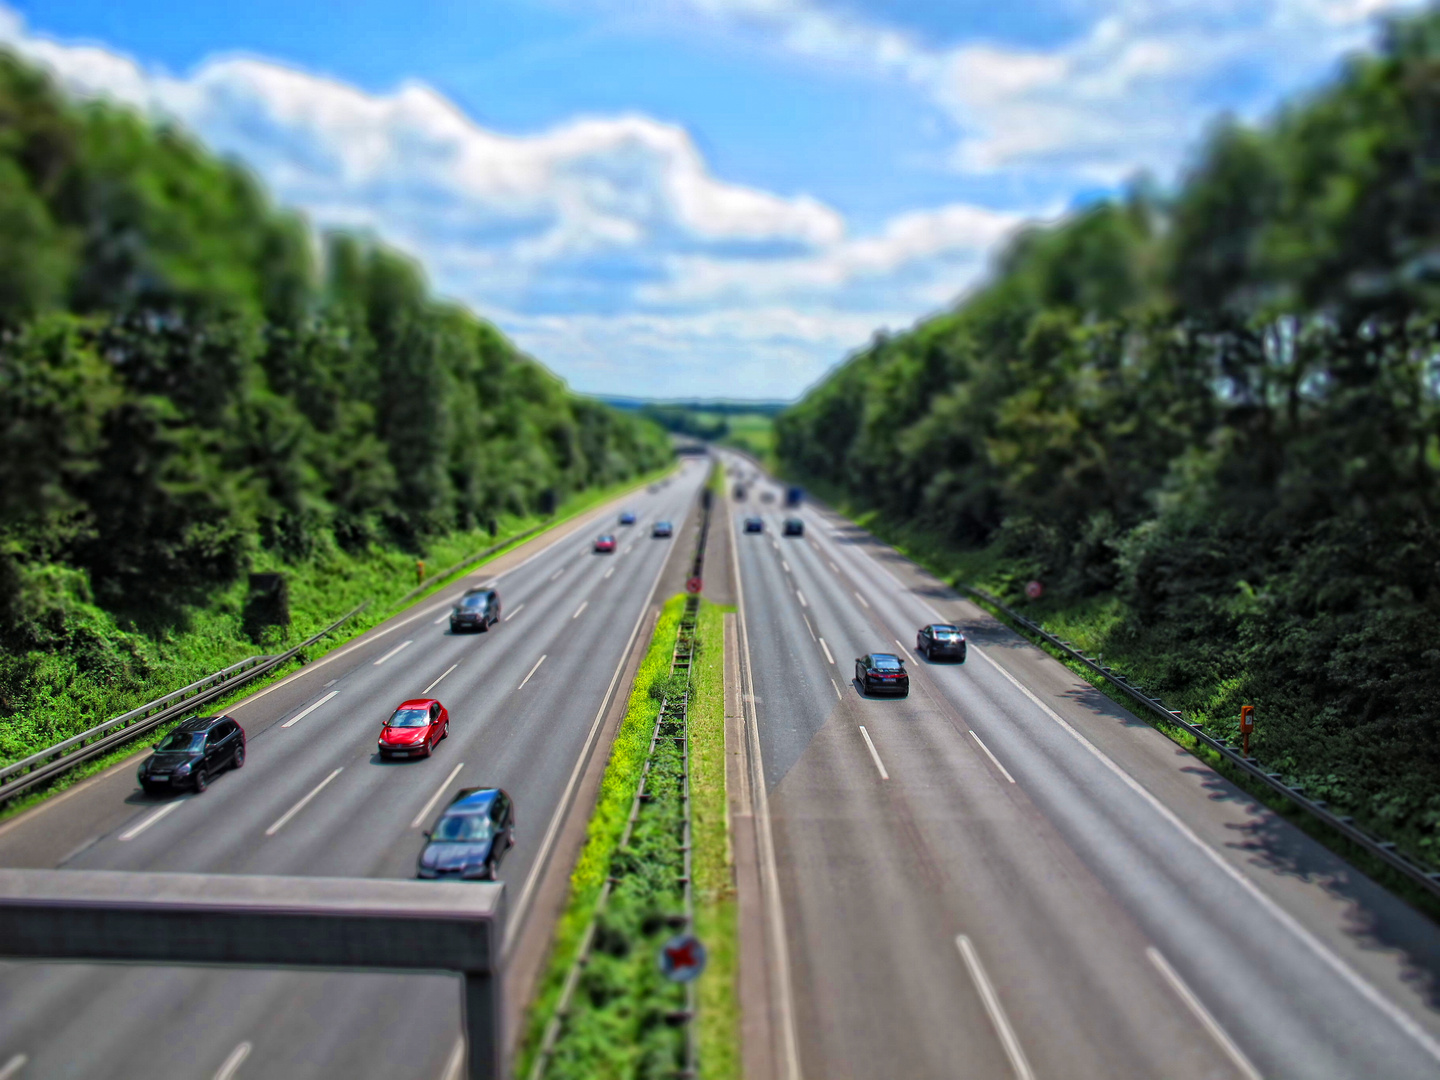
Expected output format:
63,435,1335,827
917,623,966,662
743,516,764,533
734,484,747,500
652,520,674,538
855,653,909,696
783,517,804,536
416,787,516,881
451,587,500,632
138,715,245,794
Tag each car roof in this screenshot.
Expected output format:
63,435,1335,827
446,787,502,813
396,698,438,710
176,715,231,732
869,653,902,664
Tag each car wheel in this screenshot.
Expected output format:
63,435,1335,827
442,721,450,741
193,769,208,793
485,856,498,880
425,739,434,758
232,744,245,770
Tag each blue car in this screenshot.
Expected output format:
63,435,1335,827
619,510,637,525
416,787,516,881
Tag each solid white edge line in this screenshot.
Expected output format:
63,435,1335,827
572,600,588,620
894,639,916,663
969,730,1017,784
507,477,689,952
831,678,841,700
411,762,466,829
438,1037,466,1080
372,640,413,666
726,455,803,1080
956,934,1036,1080
265,767,343,837
1147,947,1263,1080
504,603,525,621
819,638,835,665
0,1054,26,1080
854,591,870,608
968,643,1440,1064
118,800,183,842
280,690,338,729
423,664,458,695
517,654,547,690
801,614,816,641
212,1040,252,1080
858,726,889,780
795,588,807,608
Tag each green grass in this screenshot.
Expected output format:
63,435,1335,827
690,599,738,1079
0,465,673,817
715,413,776,469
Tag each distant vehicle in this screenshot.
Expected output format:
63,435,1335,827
734,484,747,500
760,491,775,503
743,516,764,533
917,624,966,662
785,486,804,508
855,653,909,697
451,587,500,632
417,787,516,881
378,698,449,760
783,517,804,536
618,510,637,525
138,714,245,794
594,535,617,553
652,520,674,538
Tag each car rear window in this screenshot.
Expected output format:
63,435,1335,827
932,625,959,634
388,708,430,728
872,655,903,670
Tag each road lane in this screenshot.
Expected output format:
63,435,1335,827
723,451,1440,1079
0,462,707,1079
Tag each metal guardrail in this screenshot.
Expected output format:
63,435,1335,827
0,603,368,804
960,583,1440,902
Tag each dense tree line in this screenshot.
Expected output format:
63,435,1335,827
778,9,1440,851
0,52,670,651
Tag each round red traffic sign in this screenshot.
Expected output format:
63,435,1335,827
1025,580,1044,600
686,576,703,594
659,933,707,982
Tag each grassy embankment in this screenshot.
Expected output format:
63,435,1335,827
799,475,1440,919
519,593,739,1078
714,413,776,469
0,465,672,820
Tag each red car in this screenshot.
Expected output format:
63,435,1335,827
594,535,617,553
378,698,449,759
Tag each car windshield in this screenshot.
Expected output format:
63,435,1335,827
458,596,487,610
156,731,205,753
872,656,903,670
433,814,494,842
388,708,430,728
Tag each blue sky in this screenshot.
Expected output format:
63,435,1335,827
0,0,1411,398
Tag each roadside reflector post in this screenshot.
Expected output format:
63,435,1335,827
1240,705,1255,757
417,560,426,585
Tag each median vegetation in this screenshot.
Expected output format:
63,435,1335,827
520,594,738,1079
777,9,1440,865
0,51,669,772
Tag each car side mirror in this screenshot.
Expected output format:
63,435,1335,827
422,830,432,839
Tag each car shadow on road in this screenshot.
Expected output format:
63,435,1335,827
368,752,431,767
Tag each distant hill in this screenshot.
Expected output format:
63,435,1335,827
595,396,790,417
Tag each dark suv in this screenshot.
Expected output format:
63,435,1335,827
451,587,501,632
137,715,245,794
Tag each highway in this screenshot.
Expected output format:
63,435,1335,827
0,460,708,1080
721,451,1440,1080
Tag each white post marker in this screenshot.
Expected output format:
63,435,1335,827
118,801,183,842
265,768,343,837
858,726,889,780
281,690,338,729
518,654,547,690
373,640,413,666
1147,948,1262,1080
956,934,1035,1080
212,1041,252,1080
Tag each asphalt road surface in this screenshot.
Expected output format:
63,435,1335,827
0,460,707,1080
721,450,1440,1080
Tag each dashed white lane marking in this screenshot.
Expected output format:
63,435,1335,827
572,600,588,620
969,730,1016,784
956,935,1035,1080
1147,948,1262,1080
118,800,183,842
518,654,547,689
411,762,466,829
605,566,615,579
504,603,524,621
373,640,413,666
802,614,817,641
819,638,835,665
212,1041,252,1080
782,560,791,573
550,568,565,582
423,665,458,695
858,726,889,780
433,612,450,625
0,1055,26,1080
281,690,338,729
796,589,808,608
854,591,870,608
894,639,916,663
265,768,343,837
828,561,840,573
831,678,842,699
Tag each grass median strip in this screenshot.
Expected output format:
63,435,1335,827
519,595,739,1079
